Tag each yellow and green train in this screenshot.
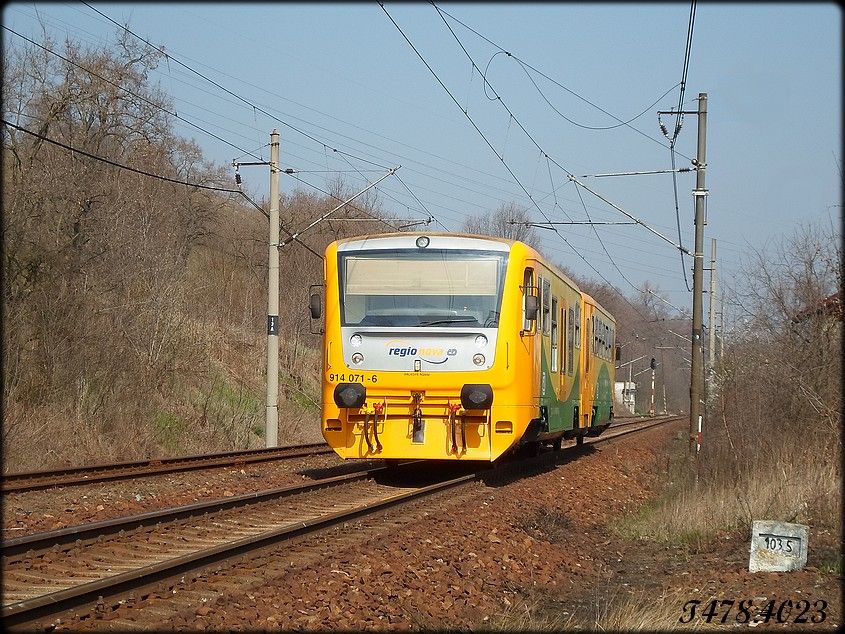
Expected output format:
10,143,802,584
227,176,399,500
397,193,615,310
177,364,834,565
314,233,617,461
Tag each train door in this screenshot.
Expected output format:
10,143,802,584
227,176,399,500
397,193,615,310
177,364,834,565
581,299,594,430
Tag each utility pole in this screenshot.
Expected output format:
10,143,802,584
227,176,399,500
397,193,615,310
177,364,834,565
707,238,717,409
659,92,707,454
649,357,656,417
235,133,397,451
719,291,725,362
266,130,280,448
689,93,707,456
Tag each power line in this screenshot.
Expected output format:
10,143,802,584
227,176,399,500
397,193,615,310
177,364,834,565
73,0,559,228
3,118,241,193
17,0,689,253
4,118,327,260
79,1,392,171
2,25,266,163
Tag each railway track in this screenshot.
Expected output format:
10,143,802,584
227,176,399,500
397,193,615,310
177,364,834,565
2,415,682,627
1,416,658,495
0,443,334,494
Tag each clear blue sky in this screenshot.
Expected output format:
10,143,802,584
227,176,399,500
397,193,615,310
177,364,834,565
4,2,841,316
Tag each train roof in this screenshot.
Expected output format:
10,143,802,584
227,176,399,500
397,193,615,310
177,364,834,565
334,231,516,247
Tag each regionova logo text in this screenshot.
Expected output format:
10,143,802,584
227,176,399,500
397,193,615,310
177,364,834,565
385,340,457,364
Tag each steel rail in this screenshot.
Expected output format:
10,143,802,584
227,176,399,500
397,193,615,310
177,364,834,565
1,443,333,494
2,416,681,626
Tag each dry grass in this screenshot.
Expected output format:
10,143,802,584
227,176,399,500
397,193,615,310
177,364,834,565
492,587,702,631
616,437,841,548
588,589,704,631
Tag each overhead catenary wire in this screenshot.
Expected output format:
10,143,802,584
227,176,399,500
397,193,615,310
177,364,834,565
16,0,702,266
69,1,564,228
54,2,604,230
432,1,694,161
56,3,704,304
428,4,675,282
9,13,437,229
382,4,660,323
425,4,680,320
665,0,698,292
283,172,408,233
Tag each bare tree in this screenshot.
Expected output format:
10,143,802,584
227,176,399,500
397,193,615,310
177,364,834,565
462,202,539,248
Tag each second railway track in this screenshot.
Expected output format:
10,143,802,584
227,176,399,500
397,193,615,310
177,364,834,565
1,443,334,494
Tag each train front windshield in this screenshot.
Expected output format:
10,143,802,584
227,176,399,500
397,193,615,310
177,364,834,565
339,249,508,328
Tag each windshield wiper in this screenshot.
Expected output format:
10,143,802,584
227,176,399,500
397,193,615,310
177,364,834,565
417,316,478,326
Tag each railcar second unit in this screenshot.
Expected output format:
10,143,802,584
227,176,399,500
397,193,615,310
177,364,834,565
314,233,616,461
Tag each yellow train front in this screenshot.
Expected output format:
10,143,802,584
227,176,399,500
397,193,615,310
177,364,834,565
317,233,616,461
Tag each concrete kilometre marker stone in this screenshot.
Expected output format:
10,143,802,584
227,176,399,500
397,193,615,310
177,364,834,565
749,520,809,573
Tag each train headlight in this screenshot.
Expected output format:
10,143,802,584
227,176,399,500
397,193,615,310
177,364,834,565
472,353,485,366
334,383,366,408
415,236,430,248
461,383,493,410
350,334,363,347
474,334,487,348
351,352,364,365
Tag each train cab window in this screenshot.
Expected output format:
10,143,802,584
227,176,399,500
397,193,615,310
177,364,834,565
567,307,574,374
541,278,551,335
551,296,559,372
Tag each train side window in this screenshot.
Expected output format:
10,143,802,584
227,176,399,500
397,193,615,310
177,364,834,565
567,307,574,374
541,278,551,335
600,321,605,358
522,268,536,333
551,296,559,372
574,303,580,349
